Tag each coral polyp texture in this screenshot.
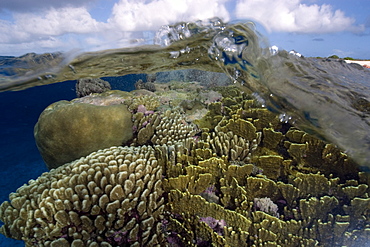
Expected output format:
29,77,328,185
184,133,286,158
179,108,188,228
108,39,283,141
2,81,370,246
0,145,165,246
75,78,112,98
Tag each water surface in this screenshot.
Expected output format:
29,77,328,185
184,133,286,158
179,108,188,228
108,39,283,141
1,18,369,167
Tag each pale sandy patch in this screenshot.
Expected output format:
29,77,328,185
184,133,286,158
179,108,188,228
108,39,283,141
345,60,370,67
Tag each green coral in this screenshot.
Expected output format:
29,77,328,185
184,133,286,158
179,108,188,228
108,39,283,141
2,85,370,246
126,94,160,111
0,146,164,246
34,91,133,170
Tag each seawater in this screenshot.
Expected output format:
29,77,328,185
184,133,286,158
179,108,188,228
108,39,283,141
1,17,370,247
1,18,370,168
0,75,149,246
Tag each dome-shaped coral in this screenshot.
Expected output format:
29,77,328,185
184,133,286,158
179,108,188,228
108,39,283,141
34,94,133,170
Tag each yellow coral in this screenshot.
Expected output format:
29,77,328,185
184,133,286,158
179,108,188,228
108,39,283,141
3,86,370,246
0,146,164,246
127,94,160,112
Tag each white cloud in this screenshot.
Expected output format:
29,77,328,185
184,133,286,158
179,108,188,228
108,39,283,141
0,6,109,53
0,7,108,45
0,0,366,56
0,0,230,55
235,0,363,33
108,0,230,31
13,7,104,36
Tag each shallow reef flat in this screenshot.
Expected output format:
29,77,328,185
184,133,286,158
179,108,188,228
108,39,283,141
1,81,370,246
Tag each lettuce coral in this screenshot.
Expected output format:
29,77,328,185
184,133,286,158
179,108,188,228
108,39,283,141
2,85,370,246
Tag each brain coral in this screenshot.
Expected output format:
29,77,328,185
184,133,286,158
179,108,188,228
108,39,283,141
0,145,164,246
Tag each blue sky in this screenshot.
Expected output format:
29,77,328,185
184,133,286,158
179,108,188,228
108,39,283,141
0,0,369,58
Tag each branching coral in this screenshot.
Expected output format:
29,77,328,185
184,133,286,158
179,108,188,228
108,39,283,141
2,85,370,246
0,146,165,246
132,109,198,146
127,94,160,112
75,78,111,98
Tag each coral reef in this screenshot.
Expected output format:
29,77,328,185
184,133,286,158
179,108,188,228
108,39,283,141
34,91,133,169
73,90,132,106
134,79,156,92
0,146,165,246
126,94,160,112
76,78,111,97
2,83,370,246
253,197,279,218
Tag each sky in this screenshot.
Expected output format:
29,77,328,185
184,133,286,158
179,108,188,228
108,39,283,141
0,0,369,58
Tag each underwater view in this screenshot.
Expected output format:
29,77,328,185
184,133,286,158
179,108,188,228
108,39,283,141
1,17,370,246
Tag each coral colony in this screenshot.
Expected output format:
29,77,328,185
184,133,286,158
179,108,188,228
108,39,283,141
1,78,370,246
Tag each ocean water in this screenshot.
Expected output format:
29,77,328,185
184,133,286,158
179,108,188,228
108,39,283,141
0,18,370,246
0,81,75,246
0,75,146,246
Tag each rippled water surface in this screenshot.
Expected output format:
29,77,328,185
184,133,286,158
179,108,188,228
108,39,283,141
1,18,370,167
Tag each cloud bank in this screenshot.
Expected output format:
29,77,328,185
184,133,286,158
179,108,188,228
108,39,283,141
0,0,365,55
108,0,230,31
2,7,103,43
235,0,363,33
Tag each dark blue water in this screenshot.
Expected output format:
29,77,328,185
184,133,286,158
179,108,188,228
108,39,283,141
0,80,75,246
0,75,140,246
